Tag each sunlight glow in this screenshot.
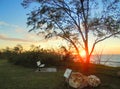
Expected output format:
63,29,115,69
80,50,86,58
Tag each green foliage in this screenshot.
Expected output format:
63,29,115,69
0,45,73,68
7,51,62,68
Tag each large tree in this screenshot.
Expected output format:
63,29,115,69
22,0,120,71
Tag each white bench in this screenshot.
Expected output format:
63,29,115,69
36,61,45,71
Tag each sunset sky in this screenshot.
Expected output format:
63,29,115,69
0,0,120,54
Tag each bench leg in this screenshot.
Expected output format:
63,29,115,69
38,67,41,71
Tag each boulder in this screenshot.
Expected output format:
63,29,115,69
68,72,88,89
63,69,101,89
87,75,101,87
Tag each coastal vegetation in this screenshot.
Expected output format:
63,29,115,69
0,45,73,68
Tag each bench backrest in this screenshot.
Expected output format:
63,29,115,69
37,61,41,66
64,68,72,79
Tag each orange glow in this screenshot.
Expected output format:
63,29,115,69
80,50,86,58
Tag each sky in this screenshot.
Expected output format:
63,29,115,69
0,0,120,54
0,0,66,50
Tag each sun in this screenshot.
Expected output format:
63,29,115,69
80,50,86,58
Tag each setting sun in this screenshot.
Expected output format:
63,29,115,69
80,50,86,58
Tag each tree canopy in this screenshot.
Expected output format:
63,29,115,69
22,0,120,67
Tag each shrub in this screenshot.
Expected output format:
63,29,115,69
1,46,74,68
6,50,63,68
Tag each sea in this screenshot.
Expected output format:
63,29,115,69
91,54,120,67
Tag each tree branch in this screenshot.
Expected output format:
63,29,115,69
96,31,120,44
53,0,86,44
89,31,120,57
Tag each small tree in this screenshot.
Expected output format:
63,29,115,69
22,0,120,72
13,44,23,53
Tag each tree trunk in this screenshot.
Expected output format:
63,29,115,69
82,40,91,74
80,56,90,75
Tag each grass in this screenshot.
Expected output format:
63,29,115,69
0,59,120,89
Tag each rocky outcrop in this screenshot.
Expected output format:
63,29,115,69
65,72,101,89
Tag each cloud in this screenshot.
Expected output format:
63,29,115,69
0,21,44,43
0,34,34,43
0,21,9,26
0,21,29,33
0,21,26,36
0,21,19,28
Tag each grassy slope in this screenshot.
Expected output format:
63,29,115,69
0,60,120,89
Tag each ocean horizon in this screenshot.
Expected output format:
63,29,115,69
91,54,120,67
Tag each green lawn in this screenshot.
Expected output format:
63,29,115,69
0,60,64,89
0,59,120,89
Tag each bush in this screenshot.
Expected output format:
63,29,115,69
0,46,74,68
6,50,63,68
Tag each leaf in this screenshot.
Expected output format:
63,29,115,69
46,23,53,30
40,6,48,14
45,33,52,39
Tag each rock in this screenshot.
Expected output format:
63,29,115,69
87,75,101,87
68,72,88,89
63,69,101,89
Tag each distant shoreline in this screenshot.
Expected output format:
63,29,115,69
91,54,120,67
